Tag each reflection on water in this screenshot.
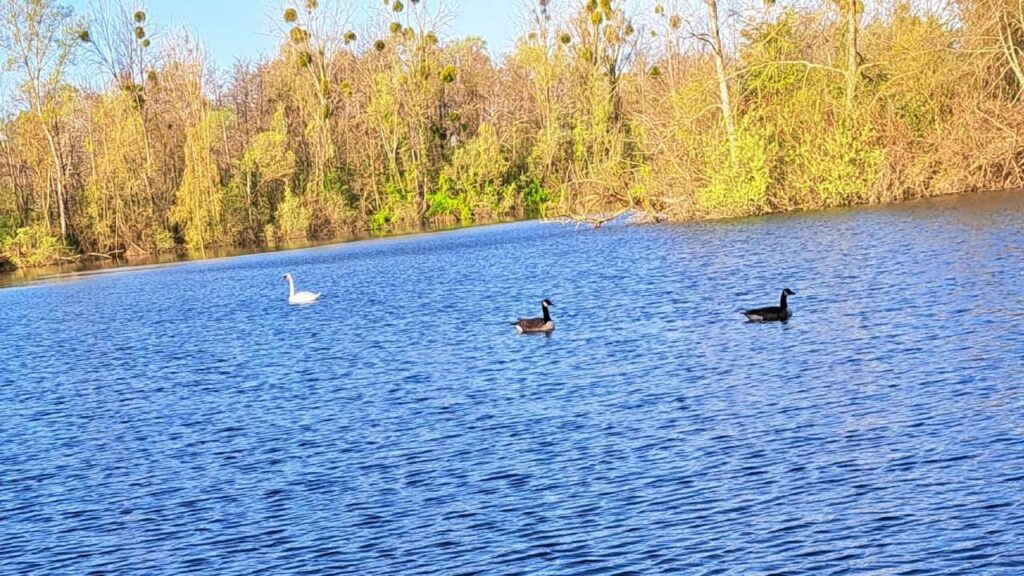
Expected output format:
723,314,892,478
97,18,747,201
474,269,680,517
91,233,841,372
0,220,516,289
0,236,373,288
1,190,1023,574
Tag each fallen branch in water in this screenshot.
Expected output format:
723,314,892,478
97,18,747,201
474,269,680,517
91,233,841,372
57,249,125,263
548,206,633,229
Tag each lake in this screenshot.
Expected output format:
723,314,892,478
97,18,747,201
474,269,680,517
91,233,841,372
2,192,1023,574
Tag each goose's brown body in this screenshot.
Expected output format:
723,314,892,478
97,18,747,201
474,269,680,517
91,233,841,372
513,299,554,333
744,289,795,322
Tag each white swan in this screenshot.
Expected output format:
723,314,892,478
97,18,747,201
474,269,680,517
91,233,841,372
282,273,321,305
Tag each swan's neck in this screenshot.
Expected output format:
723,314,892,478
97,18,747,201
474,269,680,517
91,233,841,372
287,277,296,297
542,305,551,323
779,291,789,310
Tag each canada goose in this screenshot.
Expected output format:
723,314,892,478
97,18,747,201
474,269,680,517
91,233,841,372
744,288,795,322
512,299,555,333
282,273,321,305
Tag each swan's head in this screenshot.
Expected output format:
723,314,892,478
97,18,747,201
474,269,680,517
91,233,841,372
783,288,795,296
541,299,553,308
282,273,292,281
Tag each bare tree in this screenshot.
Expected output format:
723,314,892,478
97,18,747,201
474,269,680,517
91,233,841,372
278,0,355,197
1,72,27,226
837,0,861,111
80,1,157,217
0,0,78,240
704,0,737,157
81,0,152,89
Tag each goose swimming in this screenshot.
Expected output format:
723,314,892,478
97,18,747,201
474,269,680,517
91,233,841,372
512,299,555,333
744,288,795,322
283,273,321,305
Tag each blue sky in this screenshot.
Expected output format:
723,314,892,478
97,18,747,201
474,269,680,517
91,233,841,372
68,0,523,70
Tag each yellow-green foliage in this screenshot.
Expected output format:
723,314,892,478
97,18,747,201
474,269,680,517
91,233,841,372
370,187,421,234
367,72,405,188
236,107,296,239
274,188,311,241
2,0,1024,268
571,75,614,164
528,123,570,184
723,9,884,211
697,125,775,218
788,120,884,207
866,5,956,134
171,108,234,252
244,109,295,183
0,207,16,241
425,177,470,224
80,92,151,252
432,124,512,222
550,0,636,215
739,11,810,98
153,228,176,252
1,225,63,268
514,33,571,186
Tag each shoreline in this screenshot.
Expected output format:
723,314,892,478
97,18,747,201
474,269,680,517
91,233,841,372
3,188,1020,289
0,217,527,289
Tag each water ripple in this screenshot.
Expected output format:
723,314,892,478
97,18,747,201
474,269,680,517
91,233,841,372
2,192,1024,574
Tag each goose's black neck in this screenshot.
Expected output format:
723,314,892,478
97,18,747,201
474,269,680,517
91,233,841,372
542,305,551,323
779,291,789,310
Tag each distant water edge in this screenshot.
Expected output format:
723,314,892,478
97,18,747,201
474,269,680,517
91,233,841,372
0,216,525,288
3,188,1021,289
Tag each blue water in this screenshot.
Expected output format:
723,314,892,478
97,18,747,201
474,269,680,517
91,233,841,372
2,192,1024,574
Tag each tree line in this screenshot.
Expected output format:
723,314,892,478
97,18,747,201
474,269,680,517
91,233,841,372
1,0,1023,268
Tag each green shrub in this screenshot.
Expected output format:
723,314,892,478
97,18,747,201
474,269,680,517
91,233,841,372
325,170,359,210
697,126,775,218
521,177,551,218
0,213,16,241
275,189,311,240
426,175,471,224
369,208,392,234
153,228,176,252
790,120,884,207
437,123,511,222
1,225,64,268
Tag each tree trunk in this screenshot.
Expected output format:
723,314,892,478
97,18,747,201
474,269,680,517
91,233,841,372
246,169,254,237
2,140,27,225
999,13,1024,99
40,122,68,240
845,0,860,112
137,95,157,226
705,0,737,159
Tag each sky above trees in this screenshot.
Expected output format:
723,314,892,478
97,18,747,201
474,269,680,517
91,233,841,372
66,0,522,70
